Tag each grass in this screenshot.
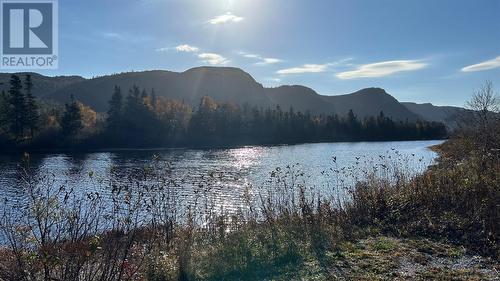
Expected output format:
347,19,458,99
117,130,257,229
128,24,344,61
186,234,498,280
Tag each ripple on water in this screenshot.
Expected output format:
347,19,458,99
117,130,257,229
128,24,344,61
0,140,443,214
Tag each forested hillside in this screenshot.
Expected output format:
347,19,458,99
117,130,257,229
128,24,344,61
0,74,447,150
1,67,465,126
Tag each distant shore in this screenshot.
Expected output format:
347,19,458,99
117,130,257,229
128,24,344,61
0,138,447,155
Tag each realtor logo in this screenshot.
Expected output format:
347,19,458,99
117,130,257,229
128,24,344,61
1,0,58,69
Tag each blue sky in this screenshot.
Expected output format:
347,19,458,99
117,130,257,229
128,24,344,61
38,0,499,106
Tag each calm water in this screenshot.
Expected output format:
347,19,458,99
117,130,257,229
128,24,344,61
0,140,443,212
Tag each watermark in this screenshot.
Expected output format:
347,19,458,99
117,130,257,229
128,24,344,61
1,0,58,69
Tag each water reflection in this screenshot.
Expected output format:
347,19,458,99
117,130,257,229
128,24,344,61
0,140,443,213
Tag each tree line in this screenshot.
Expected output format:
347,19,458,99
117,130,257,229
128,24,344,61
0,74,38,141
0,74,447,150
0,74,97,148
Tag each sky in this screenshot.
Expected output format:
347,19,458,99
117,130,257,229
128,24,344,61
35,0,500,106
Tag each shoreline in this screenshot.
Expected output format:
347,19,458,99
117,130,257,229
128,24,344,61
0,138,447,155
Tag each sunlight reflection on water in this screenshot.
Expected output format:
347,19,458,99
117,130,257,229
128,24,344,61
0,140,443,213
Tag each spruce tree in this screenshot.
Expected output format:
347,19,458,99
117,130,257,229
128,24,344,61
61,95,82,138
107,85,123,131
0,90,8,134
24,74,38,139
8,74,25,140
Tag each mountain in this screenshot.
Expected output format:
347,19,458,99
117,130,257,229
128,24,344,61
266,85,337,115
44,67,274,112
0,67,460,124
0,72,84,99
402,102,469,126
322,88,420,121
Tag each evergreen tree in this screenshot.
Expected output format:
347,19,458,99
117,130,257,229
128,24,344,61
0,91,8,133
120,86,159,144
24,74,39,139
189,96,217,137
151,88,157,108
346,109,357,125
345,109,360,138
124,86,144,123
61,95,82,138
7,74,25,140
107,85,123,131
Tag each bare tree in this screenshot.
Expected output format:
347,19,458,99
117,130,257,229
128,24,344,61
465,80,500,151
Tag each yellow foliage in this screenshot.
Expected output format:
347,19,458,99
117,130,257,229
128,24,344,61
77,102,97,129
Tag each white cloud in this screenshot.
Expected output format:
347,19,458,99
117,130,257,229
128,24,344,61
277,64,329,75
258,58,282,65
461,56,500,72
155,44,200,53
241,53,259,59
208,12,244,24
175,44,199,53
262,77,282,86
335,60,427,79
239,51,282,65
198,53,229,65
269,77,281,83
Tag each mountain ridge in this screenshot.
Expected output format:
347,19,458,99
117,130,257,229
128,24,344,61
0,67,461,125
401,102,469,127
